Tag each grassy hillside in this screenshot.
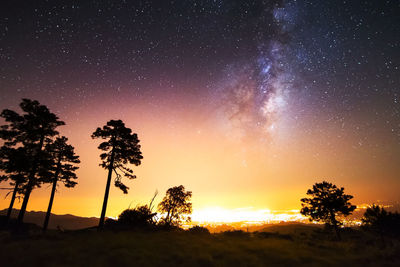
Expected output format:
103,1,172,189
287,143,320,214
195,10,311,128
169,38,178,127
1,224,399,266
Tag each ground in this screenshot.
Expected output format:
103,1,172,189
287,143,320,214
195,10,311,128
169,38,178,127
0,224,399,266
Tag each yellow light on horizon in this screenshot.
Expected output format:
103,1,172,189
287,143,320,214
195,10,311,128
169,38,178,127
190,207,305,224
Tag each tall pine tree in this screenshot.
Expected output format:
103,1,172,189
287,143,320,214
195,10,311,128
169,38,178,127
43,136,80,232
92,120,143,229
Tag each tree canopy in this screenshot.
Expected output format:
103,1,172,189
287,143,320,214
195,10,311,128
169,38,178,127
300,181,356,240
92,120,143,194
158,185,192,227
45,136,80,188
362,205,400,238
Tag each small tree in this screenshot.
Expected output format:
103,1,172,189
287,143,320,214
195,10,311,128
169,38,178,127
92,120,143,229
158,185,192,227
300,181,356,240
42,136,80,232
0,99,65,225
362,205,400,240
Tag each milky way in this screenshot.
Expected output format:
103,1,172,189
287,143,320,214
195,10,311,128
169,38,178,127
213,0,399,150
213,3,296,143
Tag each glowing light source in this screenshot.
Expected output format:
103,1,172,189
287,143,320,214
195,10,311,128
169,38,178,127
190,207,305,224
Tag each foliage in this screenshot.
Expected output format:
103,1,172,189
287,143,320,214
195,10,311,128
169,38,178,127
0,99,65,224
91,120,143,193
158,185,192,227
0,99,65,190
0,99,64,148
300,181,356,239
45,136,80,188
117,205,157,228
362,205,400,237
0,146,30,191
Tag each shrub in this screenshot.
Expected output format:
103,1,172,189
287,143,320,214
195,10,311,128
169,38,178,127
118,205,157,228
362,205,400,238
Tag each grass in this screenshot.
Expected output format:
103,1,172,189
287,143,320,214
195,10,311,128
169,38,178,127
0,225,399,267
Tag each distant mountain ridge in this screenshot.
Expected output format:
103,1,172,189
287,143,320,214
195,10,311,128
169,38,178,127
0,209,99,230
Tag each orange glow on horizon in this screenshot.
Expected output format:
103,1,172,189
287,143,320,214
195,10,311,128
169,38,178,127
190,207,305,224
1,99,399,221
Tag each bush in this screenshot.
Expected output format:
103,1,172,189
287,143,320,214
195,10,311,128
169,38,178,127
362,205,400,238
118,205,157,228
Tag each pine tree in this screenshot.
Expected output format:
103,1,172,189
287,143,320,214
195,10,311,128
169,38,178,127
0,99,65,226
300,181,356,240
43,136,80,232
91,120,143,229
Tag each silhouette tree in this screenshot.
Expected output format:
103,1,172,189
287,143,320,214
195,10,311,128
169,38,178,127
158,185,192,227
91,120,143,229
0,99,65,226
362,205,400,241
43,136,80,232
300,181,356,240
0,146,30,223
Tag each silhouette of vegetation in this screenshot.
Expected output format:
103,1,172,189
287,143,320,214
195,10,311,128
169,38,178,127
158,185,192,227
91,120,143,229
0,99,65,227
117,205,157,229
300,181,356,240
362,205,400,241
43,136,80,232
0,146,30,224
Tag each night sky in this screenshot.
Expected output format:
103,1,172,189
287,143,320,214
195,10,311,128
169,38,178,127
0,0,399,219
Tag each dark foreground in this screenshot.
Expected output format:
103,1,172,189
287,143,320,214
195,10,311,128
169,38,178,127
1,225,399,267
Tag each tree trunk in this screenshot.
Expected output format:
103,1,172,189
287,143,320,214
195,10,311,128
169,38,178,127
16,135,44,227
166,209,171,226
43,160,61,232
330,210,341,241
16,180,33,226
6,180,20,224
98,148,115,230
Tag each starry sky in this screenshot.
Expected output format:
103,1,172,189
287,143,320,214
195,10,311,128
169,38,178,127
0,0,399,218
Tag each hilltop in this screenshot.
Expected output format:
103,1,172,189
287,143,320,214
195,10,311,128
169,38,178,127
0,209,99,230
